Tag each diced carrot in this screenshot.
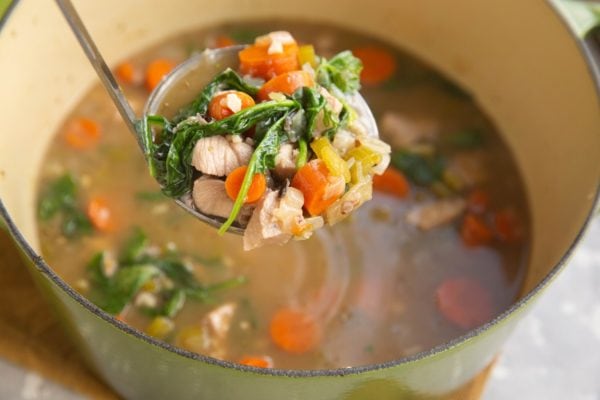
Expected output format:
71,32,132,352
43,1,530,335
493,209,522,243
145,59,176,91
239,43,300,80
87,196,115,232
238,355,273,368
466,188,490,214
209,90,256,121
460,213,493,247
115,62,139,85
225,166,266,203
435,277,494,330
269,308,320,354
215,35,236,48
257,70,315,102
352,46,397,85
291,159,344,216
63,117,102,150
372,167,410,198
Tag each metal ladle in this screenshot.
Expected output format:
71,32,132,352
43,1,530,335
55,0,379,235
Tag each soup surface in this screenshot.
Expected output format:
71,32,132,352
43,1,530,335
36,20,529,369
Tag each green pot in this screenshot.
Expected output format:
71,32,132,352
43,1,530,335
0,0,599,398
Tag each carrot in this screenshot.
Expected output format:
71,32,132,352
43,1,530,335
215,35,236,48
87,196,115,232
63,117,101,150
115,62,139,85
257,70,314,101
238,355,273,368
372,167,410,198
269,308,320,354
460,213,493,247
239,42,300,80
225,166,266,203
493,209,522,243
145,59,175,91
435,277,494,330
466,188,490,214
291,159,344,216
209,90,256,121
352,46,397,85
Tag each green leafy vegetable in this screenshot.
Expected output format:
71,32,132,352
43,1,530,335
444,129,484,149
218,114,287,234
86,229,246,317
38,174,93,238
391,150,445,186
316,50,363,94
135,190,167,202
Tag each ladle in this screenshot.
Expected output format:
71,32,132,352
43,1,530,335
55,0,379,235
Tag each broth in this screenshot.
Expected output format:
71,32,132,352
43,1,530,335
36,20,529,369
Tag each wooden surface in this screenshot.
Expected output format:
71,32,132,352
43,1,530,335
0,228,493,400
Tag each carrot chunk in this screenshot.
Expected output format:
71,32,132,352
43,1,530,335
145,59,175,91
209,90,256,121
372,167,410,198
238,355,273,368
352,46,397,85
115,62,138,85
63,117,101,150
460,213,493,247
270,308,320,354
493,209,522,243
466,188,490,214
291,159,344,216
225,166,266,203
257,70,315,102
87,196,115,232
436,277,494,330
215,35,236,48
239,43,300,80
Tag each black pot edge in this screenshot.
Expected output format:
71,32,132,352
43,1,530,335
0,0,599,379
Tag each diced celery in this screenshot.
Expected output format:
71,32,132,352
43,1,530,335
346,146,382,183
311,137,351,182
298,45,317,67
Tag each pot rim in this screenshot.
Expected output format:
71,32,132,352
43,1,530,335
0,0,599,378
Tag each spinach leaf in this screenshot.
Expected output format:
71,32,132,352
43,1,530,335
119,228,149,264
135,190,167,202
61,209,93,238
317,50,363,94
161,289,186,318
174,68,260,123
391,150,445,186
185,276,247,302
218,114,287,234
38,174,77,220
292,87,326,141
444,129,484,149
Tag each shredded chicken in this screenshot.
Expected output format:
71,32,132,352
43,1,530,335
445,151,488,188
254,31,295,55
191,136,252,176
406,198,466,230
380,112,438,149
243,190,292,251
273,143,298,179
201,303,237,359
272,187,305,234
325,179,373,225
192,178,253,224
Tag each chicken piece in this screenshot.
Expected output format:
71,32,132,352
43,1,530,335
325,179,373,225
380,112,438,149
445,151,488,188
406,198,466,230
272,187,304,234
331,129,356,156
243,190,292,251
192,178,253,225
273,143,298,180
191,135,253,176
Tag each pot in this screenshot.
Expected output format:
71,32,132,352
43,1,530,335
0,0,599,399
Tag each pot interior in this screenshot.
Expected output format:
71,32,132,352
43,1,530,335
1,0,599,321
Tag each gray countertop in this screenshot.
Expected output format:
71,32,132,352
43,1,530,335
1,218,599,400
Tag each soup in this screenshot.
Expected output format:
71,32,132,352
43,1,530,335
36,20,529,370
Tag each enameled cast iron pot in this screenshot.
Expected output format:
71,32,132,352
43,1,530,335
0,1,599,399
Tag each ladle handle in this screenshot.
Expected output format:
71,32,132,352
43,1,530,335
54,0,138,134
